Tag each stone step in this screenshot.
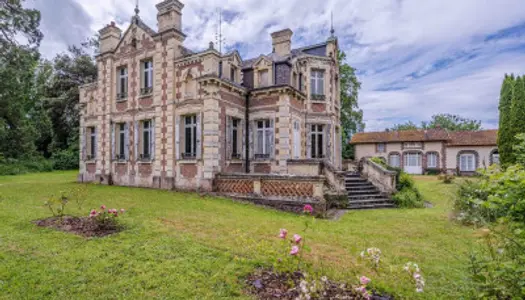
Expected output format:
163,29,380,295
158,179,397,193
346,185,377,191
345,173,361,178
348,198,394,205
344,178,367,183
347,189,380,195
347,203,396,210
348,193,383,200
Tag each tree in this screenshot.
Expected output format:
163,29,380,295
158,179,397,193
388,114,482,132
511,76,525,138
0,0,43,53
339,50,364,159
499,75,516,165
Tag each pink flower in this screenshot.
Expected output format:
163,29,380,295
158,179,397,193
111,209,117,214
279,228,288,239
89,209,97,217
360,276,371,286
120,208,125,214
290,246,299,255
303,204,313,214
293,234,302,244
100,205,106,210
413,273,421,280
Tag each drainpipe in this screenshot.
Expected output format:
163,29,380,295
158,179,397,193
245,91,251,173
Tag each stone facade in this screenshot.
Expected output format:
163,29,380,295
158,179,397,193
78,0,342,191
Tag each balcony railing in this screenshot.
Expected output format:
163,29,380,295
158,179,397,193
140,87,153,96
311,94,325,101
116,92,128,101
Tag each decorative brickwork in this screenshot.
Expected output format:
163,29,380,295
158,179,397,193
251,96,278,107
254,163,271,173
181,164,197,178
139,96,153,107
115,163,128,175
87,163,96,174
225,163,244,173
261,180,313,197
138,163,152,177
219,91,245,106
116,101,128,112
215,179,254,194
311,103,326,112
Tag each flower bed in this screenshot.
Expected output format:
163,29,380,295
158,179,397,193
34,216,121,237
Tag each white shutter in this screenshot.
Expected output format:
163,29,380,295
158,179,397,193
196,113,202,159
81,127,86,161
111,123,115,161
269,119,275,159
151,118,155,160
94,127,98,159
134,121,139,160
175,115,180,160
124,122,129,160
226,117,232,159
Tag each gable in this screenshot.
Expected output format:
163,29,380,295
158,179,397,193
253,56,272,69
114,18,156,54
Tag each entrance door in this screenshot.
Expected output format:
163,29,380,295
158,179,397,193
293,121,300,159
404,153,422,174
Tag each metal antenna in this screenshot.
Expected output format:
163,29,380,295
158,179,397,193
330,11,335,37
215,8,226,53
134,0,140,16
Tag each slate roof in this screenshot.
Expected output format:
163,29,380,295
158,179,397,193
350,129,498,146
241,42,328,69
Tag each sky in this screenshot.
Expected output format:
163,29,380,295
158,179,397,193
29,0,525,132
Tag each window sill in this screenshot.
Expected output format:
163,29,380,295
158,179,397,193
252,158,272,164
178,159,198,164
116,98,128,103
137,160,153,164
139,93,153,98
113,160,128,164
84,159,97,163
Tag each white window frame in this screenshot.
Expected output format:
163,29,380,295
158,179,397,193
88,126,96,160
389,154,400,168
142,60,153,94
118,123,126,160
183,115,197,159
142,120,152,160
231,118,241,159
310,124,325,159
117,67,128,100
427,152,438,168
255,119,272,158
310,69,325,96
377,143,386,153
460,153,476,172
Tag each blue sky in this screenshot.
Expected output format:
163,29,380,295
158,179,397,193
32,0,525,131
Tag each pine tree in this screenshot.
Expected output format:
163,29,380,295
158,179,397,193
511,75,525,135
498,74,515,165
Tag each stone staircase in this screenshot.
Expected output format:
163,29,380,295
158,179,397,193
345,172,395,209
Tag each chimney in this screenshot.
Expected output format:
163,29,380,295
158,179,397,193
271,29,293,56
98,22,121,54
156,0,184,34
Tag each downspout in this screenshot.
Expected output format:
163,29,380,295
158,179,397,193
245,91,250,173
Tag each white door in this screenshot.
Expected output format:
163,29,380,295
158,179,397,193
404,153,422,174
293,121,300,159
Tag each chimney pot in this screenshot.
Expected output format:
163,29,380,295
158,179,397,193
271,28,293,56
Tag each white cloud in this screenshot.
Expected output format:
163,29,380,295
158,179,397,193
34,0,525,131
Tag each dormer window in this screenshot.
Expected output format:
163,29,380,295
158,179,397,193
230,65,237,82
258,70,269,87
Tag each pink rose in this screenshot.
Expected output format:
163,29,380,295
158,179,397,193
100,205,106,210
89,209,97,217
293,234,302,244
279,228,288,239
303,204,313,214
111,209,117,214
120,208,125,213
360,276,371,286
290,246,299,255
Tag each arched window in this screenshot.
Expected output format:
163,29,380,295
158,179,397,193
490,149,500,165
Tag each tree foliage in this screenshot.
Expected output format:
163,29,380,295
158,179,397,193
339,50,364,159
389,114,482,132
498,74,516,166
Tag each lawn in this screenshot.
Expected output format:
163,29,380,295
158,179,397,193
0,172,480,299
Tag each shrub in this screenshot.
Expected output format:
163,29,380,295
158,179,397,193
425,169,441,176
51,149,79,170
392,188,424,208
0,156,53,175
437,173,455,184
89,205,126,230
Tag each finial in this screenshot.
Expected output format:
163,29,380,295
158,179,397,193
209,41,214,50
134,0,140,16
330,11,335,37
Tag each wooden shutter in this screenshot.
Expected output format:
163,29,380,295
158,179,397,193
175,115,180,160
269,119,275,159
111,123,115,161
124,122,129,160
151,118,155,160
226,116,232,159
196,113,202,159
134,121,139,160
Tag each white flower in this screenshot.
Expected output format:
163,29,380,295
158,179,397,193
416,287,424,293
321,276,328,283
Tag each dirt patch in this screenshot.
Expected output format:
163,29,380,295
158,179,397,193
246,269,393,300
33,216,122,237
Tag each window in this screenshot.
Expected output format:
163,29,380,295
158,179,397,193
140,120,153,160
389,154,400,168
310,69,324,99
183,115,197,159
299,73,303,91
116,123,127,160
117,67,128,100
310,124,325,158
218,61,223,78
87,127,96,160
258,70,269,87
377,143,386,153
293,72,298,89
492,152,500,165
230,118,241,159
404,142,422,149
255,119,273,159
141,60,153,95
460,153,476,172
427,153,438,168
404,153,421,167
230,65,237,82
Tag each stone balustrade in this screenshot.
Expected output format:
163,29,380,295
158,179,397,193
361,158,397,194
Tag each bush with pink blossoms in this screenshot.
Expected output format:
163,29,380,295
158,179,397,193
89,205,126,229
360,247,382,269
403,262,425,293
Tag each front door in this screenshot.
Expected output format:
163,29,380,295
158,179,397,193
293,121,300,159
404,153,422,174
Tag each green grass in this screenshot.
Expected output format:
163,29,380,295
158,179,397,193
0,172,480,299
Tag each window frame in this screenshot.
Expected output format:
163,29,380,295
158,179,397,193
459,153,476,172
427,152,438,168
87,126,96,160
258,69,269,87
310,69,325,100
230,65,237,82
389,153,400,168
141,60,153,95
117,67,128,101
255,119,273,159
183,115,197,159
231,118,241,159
141,120,152,160
310,124,325,159
377,143,386,153
118,123,126,160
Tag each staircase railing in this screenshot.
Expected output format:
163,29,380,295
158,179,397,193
361,158,397,194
